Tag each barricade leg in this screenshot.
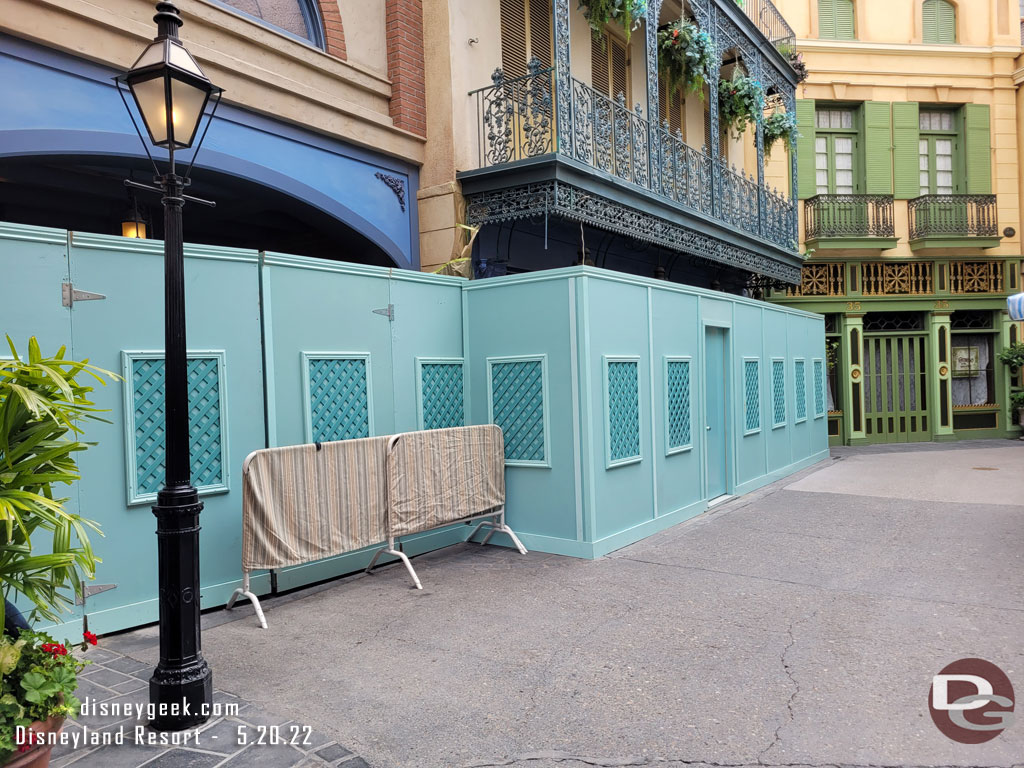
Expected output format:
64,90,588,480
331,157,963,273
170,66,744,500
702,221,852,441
467,509,528,555
225,572,269,629
365,537,423,590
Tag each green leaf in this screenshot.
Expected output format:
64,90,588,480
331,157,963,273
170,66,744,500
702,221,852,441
20,671,59,704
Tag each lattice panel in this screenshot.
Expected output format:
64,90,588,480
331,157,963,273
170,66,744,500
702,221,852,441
607,361,640,462
744,360,760,432
131,356,223,496
772,360,786,425
666,360,691,449
814,360,825,416
491,360,546,462
421,362,464,430
795,360,806,420
308,357,370,442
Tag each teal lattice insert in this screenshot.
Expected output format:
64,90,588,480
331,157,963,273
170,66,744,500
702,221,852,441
772,359,786,426
307,356,370,442
490,359,546,463
606,359,640,463
744,359,760,433
814,359,825,416
666,359,691,450
795,360,806,421
420,361,464,430
127,353,226,502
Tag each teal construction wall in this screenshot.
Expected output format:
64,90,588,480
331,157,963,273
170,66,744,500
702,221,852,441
1,224,828,634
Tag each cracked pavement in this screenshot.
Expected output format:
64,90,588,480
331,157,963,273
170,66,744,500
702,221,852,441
105,440,1024,768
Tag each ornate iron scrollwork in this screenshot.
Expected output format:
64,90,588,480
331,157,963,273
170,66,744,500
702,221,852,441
374,172,406,213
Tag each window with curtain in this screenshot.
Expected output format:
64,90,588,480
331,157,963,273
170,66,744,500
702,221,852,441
814,107,858,194
817,0,855,40
221,0,324,46
500,0,552,80
922,0,956,44
918,109,958,194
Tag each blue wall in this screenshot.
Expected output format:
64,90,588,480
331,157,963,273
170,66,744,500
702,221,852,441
0,34,419,270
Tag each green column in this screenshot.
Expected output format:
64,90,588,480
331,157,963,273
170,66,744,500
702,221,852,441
997,310,1020,434
929,312,954,440
841,313,867,444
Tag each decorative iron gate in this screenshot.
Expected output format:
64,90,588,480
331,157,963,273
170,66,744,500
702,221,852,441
862,334,931,442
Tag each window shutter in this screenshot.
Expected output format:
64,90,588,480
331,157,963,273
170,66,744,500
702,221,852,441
964,103,992,194
500,0,528,79
703,101,712,152
923,0,956,44
892,102,921,199
817,0,836,39
819,0,855,40
611,36,628,102
592,34,610,96
659,80,684,135
796,99,816,199
863,101,893,195
528,0,552,66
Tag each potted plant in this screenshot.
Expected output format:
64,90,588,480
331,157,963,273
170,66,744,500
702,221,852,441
996,341,1024,373
578,0,647,43
1010,390,1024,430
763,109,799,156
1,631,97,767
718,69,764,138
657,19,715,99
0,337,112,766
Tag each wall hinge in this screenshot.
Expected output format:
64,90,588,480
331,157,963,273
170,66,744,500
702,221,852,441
62,282,106,308
75,583,117,606
372,304,395,321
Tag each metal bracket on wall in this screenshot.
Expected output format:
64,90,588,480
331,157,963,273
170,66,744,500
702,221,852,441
75,583,117,606
372,304,395,321
62,282,107,308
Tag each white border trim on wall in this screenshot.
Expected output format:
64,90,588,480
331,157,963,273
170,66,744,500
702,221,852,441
414,356,465,430
121,349,230,506
794,357,807,424
300,351,374,444
742,356,762,436
663,355,693,456
486,354,551,468
813,357,826,419
603,355,643,469
771,356,787,429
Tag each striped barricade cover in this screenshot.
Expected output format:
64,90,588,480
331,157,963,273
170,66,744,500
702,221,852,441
385,425,505,537
241,437,389,571
1009,292,1024,321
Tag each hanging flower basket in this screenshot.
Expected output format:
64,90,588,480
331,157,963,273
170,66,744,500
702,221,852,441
657,19,714,99
763,110,799,156
718,70,764,138
578,0,647,44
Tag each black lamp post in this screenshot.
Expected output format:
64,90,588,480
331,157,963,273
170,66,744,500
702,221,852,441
116,1,222,731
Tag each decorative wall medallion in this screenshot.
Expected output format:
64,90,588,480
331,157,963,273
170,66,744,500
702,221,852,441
851,369,861,380
375,172,406,212
939,365,949,377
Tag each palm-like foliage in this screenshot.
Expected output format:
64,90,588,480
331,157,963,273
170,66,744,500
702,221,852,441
0,337,116,632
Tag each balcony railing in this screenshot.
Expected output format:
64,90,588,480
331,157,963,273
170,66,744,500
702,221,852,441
908,194,998,241
470,65,796,252
804,194,895,241
740,0,796,48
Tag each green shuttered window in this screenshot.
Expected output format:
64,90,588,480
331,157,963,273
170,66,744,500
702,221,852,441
964,104,992,194
818,0,855,40
922,0,956,44
796,99,816,199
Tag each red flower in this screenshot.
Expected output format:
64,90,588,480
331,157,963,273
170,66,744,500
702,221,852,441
18,744,31,753
672,29,679,38
83,631,98,646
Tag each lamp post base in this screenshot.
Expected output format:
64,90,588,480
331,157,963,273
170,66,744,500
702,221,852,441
149,658,213,731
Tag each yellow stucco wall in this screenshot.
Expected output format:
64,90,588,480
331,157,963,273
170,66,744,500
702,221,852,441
772,0,1023,260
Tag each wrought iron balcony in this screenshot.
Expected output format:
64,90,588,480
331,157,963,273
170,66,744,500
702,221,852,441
908,194,999,244
741,0,796,48
467,65,797,255
804,194,896,245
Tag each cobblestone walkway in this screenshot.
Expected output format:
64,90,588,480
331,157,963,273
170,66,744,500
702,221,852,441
53,645,368,768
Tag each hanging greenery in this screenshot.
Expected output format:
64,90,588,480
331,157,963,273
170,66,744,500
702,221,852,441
718,70,764,138
762,110,799,155
578,0,648,44
657,19,715,99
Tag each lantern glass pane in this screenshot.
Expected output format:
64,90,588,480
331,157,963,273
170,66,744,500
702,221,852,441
131,40,166,70
129,75,170,146
168,75,210,147
168,41,206,78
